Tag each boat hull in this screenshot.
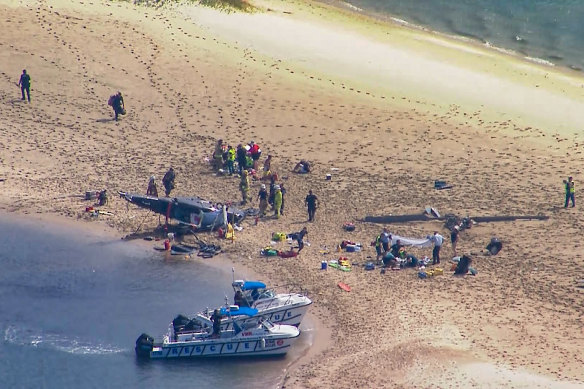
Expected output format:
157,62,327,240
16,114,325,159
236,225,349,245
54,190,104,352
150,335,298,359
219,300,312,331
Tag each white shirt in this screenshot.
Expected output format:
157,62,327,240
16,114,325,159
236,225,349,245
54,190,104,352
380,231,391,243
431,234,444,247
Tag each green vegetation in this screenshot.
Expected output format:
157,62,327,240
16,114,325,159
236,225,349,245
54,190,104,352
198,0,256,12
130,0,256,12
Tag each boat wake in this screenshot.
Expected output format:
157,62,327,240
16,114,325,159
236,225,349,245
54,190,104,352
3,325,126,355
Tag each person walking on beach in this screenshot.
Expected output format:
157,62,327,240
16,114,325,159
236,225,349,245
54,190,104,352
305,190,318,222
18,69,31,102
258,184,268,217
162,167,176,197
108,91,125,121
450,226,460,257
563,176,575,208
273,185,282,218
429,231,444,265
147,175,158,197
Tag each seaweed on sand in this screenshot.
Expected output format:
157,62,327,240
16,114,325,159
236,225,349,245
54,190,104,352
131,0,256,12
199,0,256,12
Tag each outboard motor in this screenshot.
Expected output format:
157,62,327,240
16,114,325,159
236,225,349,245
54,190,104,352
135,333,154,358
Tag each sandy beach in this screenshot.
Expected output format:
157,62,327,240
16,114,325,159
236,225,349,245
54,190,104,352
1,0,584,387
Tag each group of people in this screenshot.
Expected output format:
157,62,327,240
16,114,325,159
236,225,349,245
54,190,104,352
374,228,449,268
146,167,176,198
17,69,126,120
212,140,268,177
256,180,286,218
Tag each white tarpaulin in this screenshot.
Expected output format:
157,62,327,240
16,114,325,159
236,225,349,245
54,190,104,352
390,234,433,248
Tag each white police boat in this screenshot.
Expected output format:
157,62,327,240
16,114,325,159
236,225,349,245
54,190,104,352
229,280,312,329
135,307,300,359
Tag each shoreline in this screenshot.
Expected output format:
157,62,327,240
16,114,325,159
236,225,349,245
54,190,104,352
0,210,331,383
322,0,584,73
177,0,584,137
1,0,584,386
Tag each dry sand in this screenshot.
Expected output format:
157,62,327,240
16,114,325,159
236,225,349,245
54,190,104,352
1,0,584,387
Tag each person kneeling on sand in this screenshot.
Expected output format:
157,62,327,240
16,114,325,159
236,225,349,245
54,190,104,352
293,160,310,174
289,227,308,253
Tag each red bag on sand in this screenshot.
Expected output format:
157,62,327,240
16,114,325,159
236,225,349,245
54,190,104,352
340,240,355,249
278,250,298,258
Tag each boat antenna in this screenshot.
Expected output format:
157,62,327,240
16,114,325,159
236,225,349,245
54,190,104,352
231,267,235,283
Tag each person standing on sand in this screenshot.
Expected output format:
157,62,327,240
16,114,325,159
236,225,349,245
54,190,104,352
147,175,158,197
279,183,287,216
162,167,175,197
258,184,268,217
380,228,391,253
429,231,444,265
450,226,460,257
18,69,31,102
268,175,276,209
226,145,236,175
239,170,251,204
249,141,261,171
305,190,318,222
273,185,282,218
236,144,248,175
563,176,575,208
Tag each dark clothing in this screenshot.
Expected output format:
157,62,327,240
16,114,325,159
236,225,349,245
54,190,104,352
450,229,459,244
236,147,247,174
565,192,575,208
564,180,575,207
280,186,286,215
19,73,31,102
382,252,396,267
98,190,108,206
432,246,441,264
258,189,268,201
305,194,318,222
110,94,125,120
212,314,221,336
147,180,158,197
162,169,176,197
293,229,308,252
390,243,404,258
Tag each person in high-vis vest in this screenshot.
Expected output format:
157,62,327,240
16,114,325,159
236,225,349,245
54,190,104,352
563,176,575,208
226,145,236,175
374,234,382,260
213,139,224,170
274,185,282,218
239,170,251,204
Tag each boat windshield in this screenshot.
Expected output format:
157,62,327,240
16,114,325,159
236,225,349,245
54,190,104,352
261,320,274,330
258,289,276,299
